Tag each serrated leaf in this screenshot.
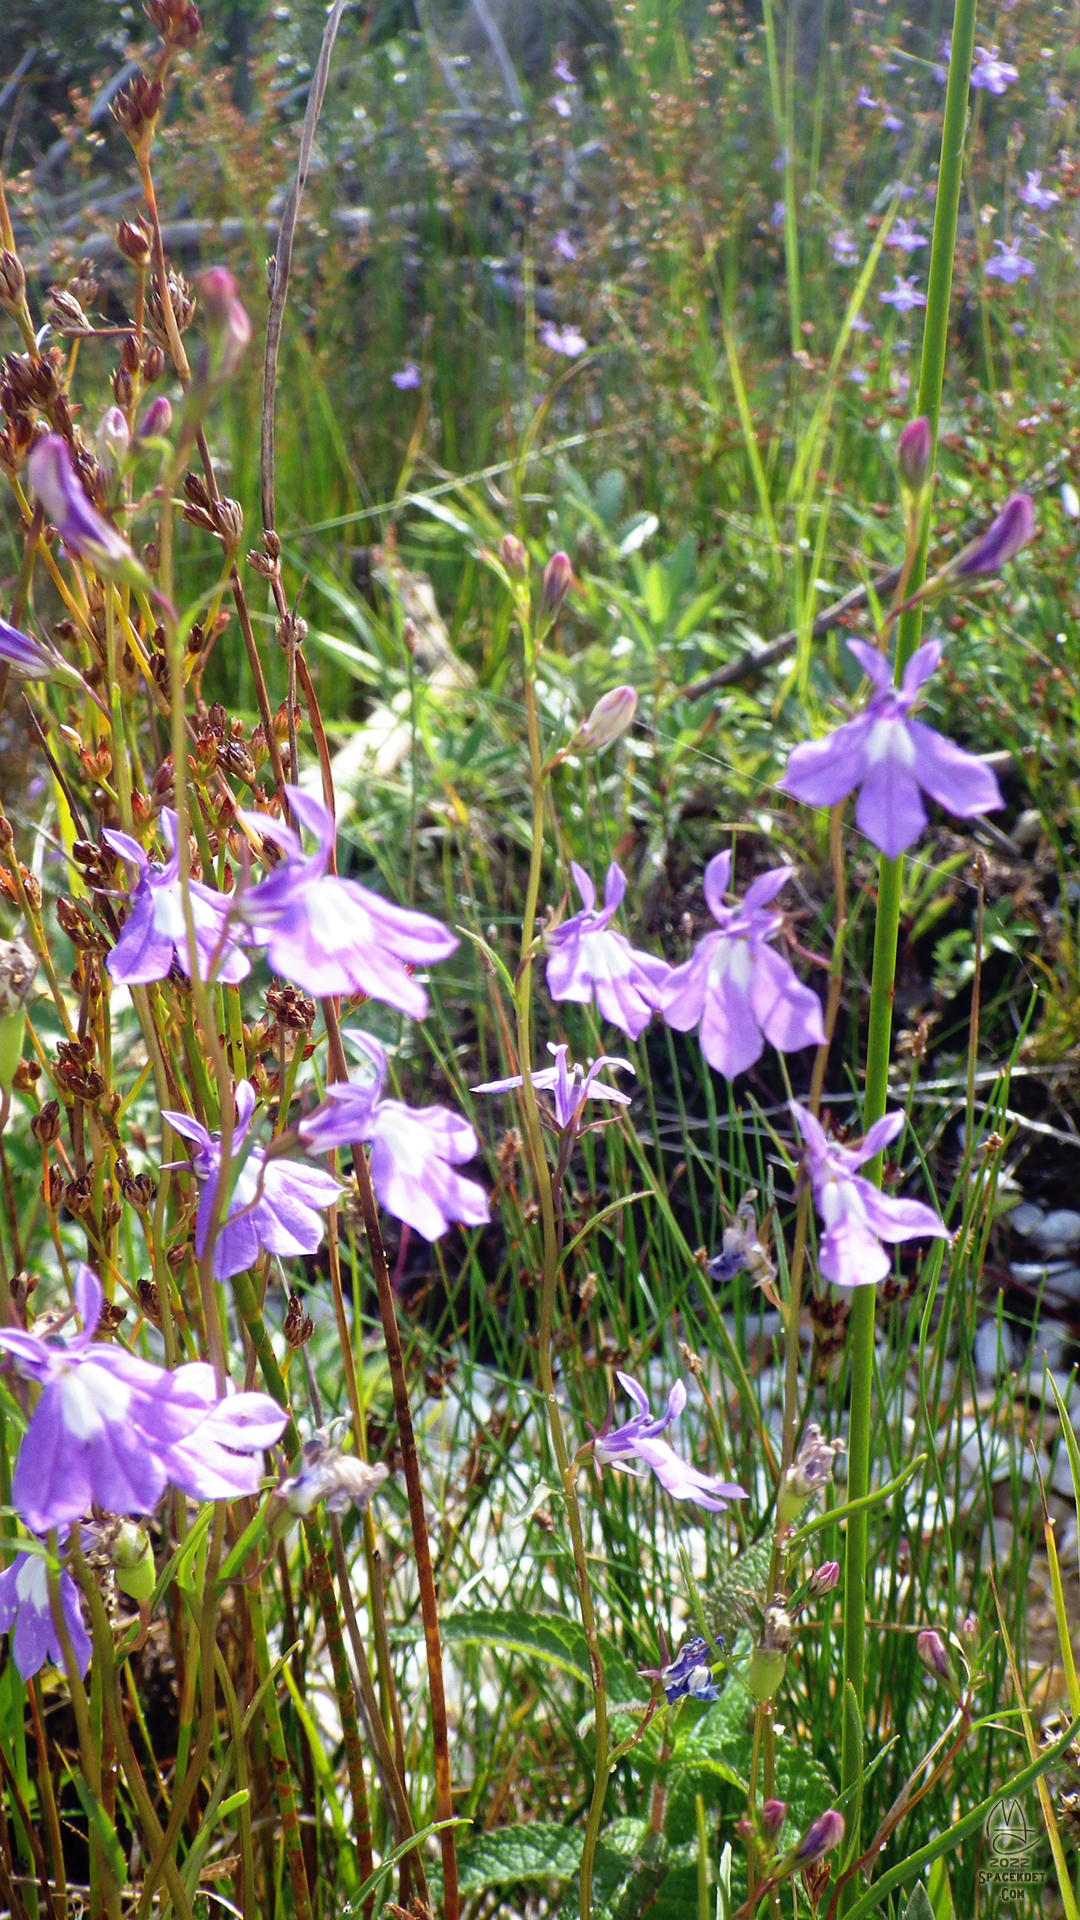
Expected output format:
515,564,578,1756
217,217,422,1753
903,1887,935,1920
706,1537,773,1645
455,1824,583,1892
441,1606,643,1702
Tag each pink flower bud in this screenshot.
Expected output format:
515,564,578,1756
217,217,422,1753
795,1809,845,1863
28,434,147,587
500,534,527,578
760,1799,787,1841
916,1628,956,1686
898,416,932,494
137,396,174,440
954,494,1035,577
197,267,252,381
96,406,130,476
573,685,638,753
810,1559,840,1596
540,550,573,620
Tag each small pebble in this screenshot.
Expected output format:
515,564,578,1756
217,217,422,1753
1008,1202,1045,1237
1032,1208,1080,1254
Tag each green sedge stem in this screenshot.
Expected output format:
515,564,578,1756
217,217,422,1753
839,0,978,1904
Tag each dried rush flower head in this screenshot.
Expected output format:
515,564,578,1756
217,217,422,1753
659,851,825,1078
544,861,669,1039
164,1081,341,1280
0,1266,288,1532
299,1033,489,1241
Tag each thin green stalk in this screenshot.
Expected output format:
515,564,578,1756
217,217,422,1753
516,642,608,1920
839,1,978,1904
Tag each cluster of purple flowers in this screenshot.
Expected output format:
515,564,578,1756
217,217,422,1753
0,1266,288,1677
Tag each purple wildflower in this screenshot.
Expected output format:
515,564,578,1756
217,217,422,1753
551,94,572,120
96,406,130,476
880,276,927,313
882,107,903,132
791,1102,948,1288
984,238,1034,284
136,395,173,440
971,46,1018,94
27,434,145,585
591,1373,747,1513
831,229,859,266
640,1636,720,1705
104,809,250,987
781,639,1003,857
553,230,577,260
856,88,877,108
850,313,873,334
163,1080,341,1281
0,1265,288,1532
474,1041,633,1134
933,36,951,83
889,218,926,255
952,495,1035,576
1020,170,1059,211
299,1034,488,1242
553,55,575,84
544,862,669,1040
0,1549,91,1679
539,323,587,357
235,788,457,1015
795,1811,845,1864
0,617,83,687
658,852,825,1081
391,362,422,390
770,200,786,227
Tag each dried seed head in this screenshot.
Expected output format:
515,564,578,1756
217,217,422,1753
49,287,92,335
112,74,165,161
117,218,153,269
0,252,26,311
141,343,166,383
283,1292,315,1349
63,1173,95,1216
137,1278,162,1326
31,1100,62,1147
147,270,196,348
13,1057,40,1092
41,1165,64,1209
146,0,202,48
0,937,36,1014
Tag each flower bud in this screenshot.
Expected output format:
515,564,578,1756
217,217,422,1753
960,1614,978,1644
540,550,573,622
137,396,173,441
198,267,252,382
917,1628,958,1690
810,1559,840,1596
898,416,932,497
141,343,166,383
953,495,1035,577
795,1809,845,1864
572,685,638,753
113,365,134,410
760,1799,787,1842
111,1520,155,1602
1062,481,1080,522
97,407,130,476
500,533,527,577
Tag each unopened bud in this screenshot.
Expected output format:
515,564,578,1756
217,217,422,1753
500,533,527,577
97,406,130,476
953,495,1035,578
111,1520,155,1602
137,396,173,441
916,1627,958,1691
760,1799,787,1842
898,415,932,499
1061,481,1079,521
539,550,572,624
572,685,638,753
198,267,252,382
794,1809,844,1864
809,1560,840,1596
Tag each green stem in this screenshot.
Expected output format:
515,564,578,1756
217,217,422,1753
839,0,978,1903
516,657,608,1920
